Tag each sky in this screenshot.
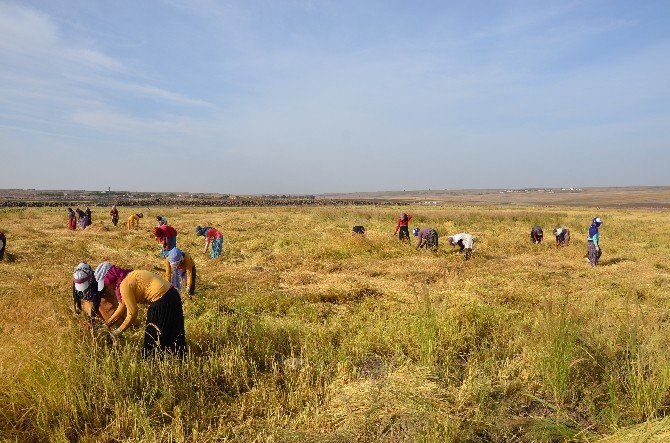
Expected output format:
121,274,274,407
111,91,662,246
0,0,669,194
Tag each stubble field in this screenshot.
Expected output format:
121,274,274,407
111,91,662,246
0,205,669,442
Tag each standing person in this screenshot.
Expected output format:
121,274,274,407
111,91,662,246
352,226,366,236
156,215,168,226
165,248,196,296
127,212,143,230
393,213,412,241
0,231,5,261
195,225,223,259
102,268,186,358
154,225,178,257
67,208,77,230
554,227,571,247
85,207,92,227
110,205,119,226
587,217,603,267
530,225,544,243
447,233,475,260
414,227,439,250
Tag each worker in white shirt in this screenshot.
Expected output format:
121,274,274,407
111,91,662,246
447,233,475,260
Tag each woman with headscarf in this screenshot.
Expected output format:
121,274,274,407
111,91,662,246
110,205,119,226
195,225,223,259
165,247,196,296
127,212,143,230
530,225,543,243
414,227,439,250
156,215,168,226
554,227,570,246
393,213,412,241
448,233,475,260
98,263,186,358
67,208,77,230
587,217,603,266
154,225,178,257
76,208,88,230
72,262,119,326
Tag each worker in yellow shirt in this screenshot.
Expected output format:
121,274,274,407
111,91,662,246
127,212,143,230
165,248,196,297
99,267,186,358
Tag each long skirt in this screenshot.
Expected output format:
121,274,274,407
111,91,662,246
171,265,196,295
111,216,118,226
0,235,5,261
68,216,77,230
80,216,89,230
143,287,186,358
210,236,223,259
398,226,410,241
426,230,439,250
587,241,601,266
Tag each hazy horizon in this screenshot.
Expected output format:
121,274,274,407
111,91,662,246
1,1,669,194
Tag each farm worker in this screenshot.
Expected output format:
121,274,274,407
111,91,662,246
414,227,439,250
127,212,143,230
352,226,366,236
393,213,412,241
0,231,5,261
72,262,119,325
554,228,570,246
76,208,87,230
156,215,168,226
587,217,603,266
85,207,92,227
154,225,178,257
530,225,543,243
165,247,196,296
195,225,223,259
110,205,119,226
67,207,77,230
447,233,475,260
102,268,186,358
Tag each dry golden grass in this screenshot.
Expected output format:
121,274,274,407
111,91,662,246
0,205,669,442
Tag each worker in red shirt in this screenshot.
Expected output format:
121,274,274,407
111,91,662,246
393,213,412,241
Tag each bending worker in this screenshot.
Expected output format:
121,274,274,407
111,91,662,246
166,248,196,296
447,233,475,260
127,212,143,230
554,227,570,246
100,267,186,358
414,227,439,250
530,225,543,243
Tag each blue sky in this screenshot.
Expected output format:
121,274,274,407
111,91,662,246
1,0,668,194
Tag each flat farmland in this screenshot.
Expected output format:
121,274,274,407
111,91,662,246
1,205,669,442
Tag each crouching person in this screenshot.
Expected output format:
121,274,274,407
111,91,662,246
414,227,438,251
102,268,186,358
352,226,366,236
448,233,475,260
166,248,196,297
0,231,5,261
530,225,543,244
554,227,570,246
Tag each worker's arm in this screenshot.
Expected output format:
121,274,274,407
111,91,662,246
204,238,210,253
165,260,172,282
185,264,193,293
117,295,138,332
72,284,82,314
393,220,400,235
106,303,126,328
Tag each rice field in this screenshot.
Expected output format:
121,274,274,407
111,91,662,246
1,205,669,442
